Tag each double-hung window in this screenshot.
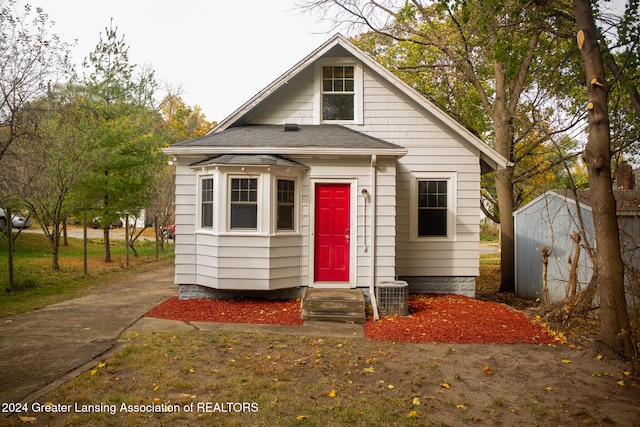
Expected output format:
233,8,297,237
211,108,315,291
322,65,355,121
411,173,456,240
201,177,214,228
418,180,448,237
230,177,258,229
277,179,295,230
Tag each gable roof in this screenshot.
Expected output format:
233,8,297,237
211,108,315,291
208,33,507,172
165,124,406,157
514,189,640,217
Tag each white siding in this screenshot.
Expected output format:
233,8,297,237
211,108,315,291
345,67,481,278
171,50,485,292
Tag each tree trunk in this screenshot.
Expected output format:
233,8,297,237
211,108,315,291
567,232,581,299
103,227,111,262
496,167,515,293
572,0,634,360
493,81,516,293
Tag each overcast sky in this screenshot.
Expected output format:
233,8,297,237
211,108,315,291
15,0,629,125
17,0,335,122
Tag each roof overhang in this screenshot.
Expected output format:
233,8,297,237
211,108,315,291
164,146,407,158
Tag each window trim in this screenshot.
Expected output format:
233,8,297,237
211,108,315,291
314,58,363,125
409,172,457,241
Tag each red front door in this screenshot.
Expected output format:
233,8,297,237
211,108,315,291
314,183,350,282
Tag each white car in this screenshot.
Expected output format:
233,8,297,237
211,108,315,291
0,208,32,229
12,213,31,229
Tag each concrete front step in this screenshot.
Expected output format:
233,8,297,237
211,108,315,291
301,288,366,324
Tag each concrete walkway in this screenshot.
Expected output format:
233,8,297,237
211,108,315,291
0,265,364,405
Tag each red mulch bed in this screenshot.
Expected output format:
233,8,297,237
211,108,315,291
366,294,554,344
146,294,555,344
146,297,304,325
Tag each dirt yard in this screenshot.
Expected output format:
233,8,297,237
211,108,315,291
7,331,639,426
4,265,639,426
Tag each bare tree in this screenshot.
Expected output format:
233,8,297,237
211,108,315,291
0,0,71,163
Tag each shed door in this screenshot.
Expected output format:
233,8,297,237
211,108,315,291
314,183,350,282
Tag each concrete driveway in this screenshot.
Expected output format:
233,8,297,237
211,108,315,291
0,265,176,404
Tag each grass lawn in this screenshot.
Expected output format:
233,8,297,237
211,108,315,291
0,231,173,318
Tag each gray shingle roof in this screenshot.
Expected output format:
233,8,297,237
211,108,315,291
171,124,403,150
190,154,308,168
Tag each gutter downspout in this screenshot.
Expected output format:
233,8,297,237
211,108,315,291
369,154,380,321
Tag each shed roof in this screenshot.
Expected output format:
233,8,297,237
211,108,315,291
190,154,308,169
165,124,407,157
514,189,640,217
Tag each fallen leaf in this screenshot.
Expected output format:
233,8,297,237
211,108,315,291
153,398,161,404
328,389,336,398
296,415,308,421
596,354,603,360
456,404,467,410
5,320,12,324
18,416,37,423
623,371,632,377
561,359,571,364
97,362,106,368
617,380,625,386
363,367,375,373
545,386,553,391
153,383,160,391
189,368,195,373
483,365,494,375
90,369,97,376
412,397,421,406
387,384,395,389
407,410,417,418
440,383,450,389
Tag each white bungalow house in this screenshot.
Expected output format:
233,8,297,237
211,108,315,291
163,34,507,302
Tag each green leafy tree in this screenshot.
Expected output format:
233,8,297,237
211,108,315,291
79,20,164,262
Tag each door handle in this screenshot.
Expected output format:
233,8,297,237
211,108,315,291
345,228,350,241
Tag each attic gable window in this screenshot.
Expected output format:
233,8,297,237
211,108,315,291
322,65,355,121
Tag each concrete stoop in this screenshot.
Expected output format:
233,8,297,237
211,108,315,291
301,288,366,324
